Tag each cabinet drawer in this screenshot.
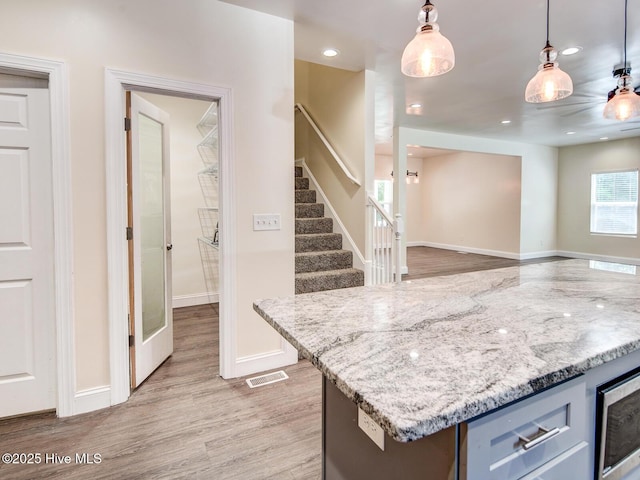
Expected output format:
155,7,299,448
462,376,586,480
518,441,589,479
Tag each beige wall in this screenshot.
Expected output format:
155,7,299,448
0,0,294,390
295,60,366,253
421,152,522,254
139,93,213,300
395,127,558,261
377,151,522,253
558,137,640,261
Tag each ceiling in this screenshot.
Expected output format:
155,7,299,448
222,0,640,151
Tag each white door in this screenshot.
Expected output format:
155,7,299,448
127,92,173,388
0,87,56,416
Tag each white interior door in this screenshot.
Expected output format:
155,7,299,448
128,92,173,388
0,87,56,417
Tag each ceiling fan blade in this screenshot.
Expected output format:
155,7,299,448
559,105,597,117
570,92,603,100
535,100,595,110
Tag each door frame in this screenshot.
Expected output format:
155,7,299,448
0,52,75,416
105,69,236,406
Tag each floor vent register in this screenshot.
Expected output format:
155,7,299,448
246,370,289,389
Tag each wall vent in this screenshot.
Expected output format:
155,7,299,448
246,370,289,389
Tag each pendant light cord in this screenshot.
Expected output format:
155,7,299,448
624,0,628,69
546,0,550,46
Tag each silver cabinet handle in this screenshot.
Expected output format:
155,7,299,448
518,426,561,450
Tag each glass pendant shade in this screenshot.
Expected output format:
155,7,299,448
525,46,573,103
401,28,455,77
603,76,640,121
401,1,455,78
604,0,638,121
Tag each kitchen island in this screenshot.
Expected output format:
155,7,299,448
254,259,640,479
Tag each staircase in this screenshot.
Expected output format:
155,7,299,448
295,166,365,294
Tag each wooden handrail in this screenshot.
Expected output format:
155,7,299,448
295,103,361,186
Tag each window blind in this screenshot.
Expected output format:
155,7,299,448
590,170,639,235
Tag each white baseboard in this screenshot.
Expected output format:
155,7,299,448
412,241,521,260
519,250,559,260
73,386,111,416
557,250,640,266
406,241,424,247
234,343,298,378
172,292,218,308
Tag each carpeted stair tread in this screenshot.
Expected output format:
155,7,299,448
295,189,316,203
295,217,333,234
295,203,324,218
295,177,309,190
295,233,342,253
295,249,353,273
293,167,365,294
295,268,365,294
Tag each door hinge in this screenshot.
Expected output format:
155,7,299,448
129,335,135,347
126,226,133,240
124,117,131,132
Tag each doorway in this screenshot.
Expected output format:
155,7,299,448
0,53,74,417
105,70,236,406
127,90,219,389
0,76,55,417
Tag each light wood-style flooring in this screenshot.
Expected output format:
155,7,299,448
0,304,322,480
403,246,567,281
0,248,567,480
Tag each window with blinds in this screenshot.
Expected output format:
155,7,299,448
590,170,639,235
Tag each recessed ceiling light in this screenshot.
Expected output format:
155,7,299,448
561,46,582,56
409,103,422,108
566,131,576,135
501,120,511,124
600,136,609,140
322,48,339,58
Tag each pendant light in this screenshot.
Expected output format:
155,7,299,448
603,0,640,121
525,0,573,103
401,0,455,77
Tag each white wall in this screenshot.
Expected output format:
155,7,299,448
0,0,295,392
139,93,214,306
520,146,558,257
558,137,640,263
375,154,423,244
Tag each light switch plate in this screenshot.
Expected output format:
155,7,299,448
358,407,385,451
253,213,281,231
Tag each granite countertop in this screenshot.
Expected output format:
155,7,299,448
253,259,640,442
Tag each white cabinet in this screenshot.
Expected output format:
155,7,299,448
519,441,589,479
461,376,588,480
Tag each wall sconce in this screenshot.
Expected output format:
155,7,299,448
391,170,420,184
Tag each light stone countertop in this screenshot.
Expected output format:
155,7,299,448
253,259,640,442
